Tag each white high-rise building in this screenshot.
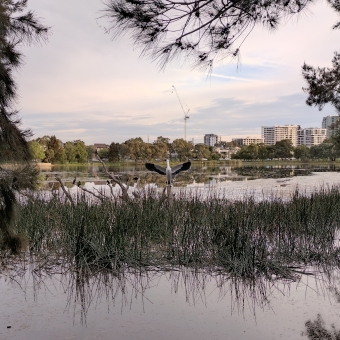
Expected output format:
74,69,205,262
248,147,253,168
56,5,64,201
261,125,300,146
204,134,218,147
322,115,340,138
298,128,327,148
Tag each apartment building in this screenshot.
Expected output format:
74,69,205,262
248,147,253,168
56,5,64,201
232,137,264,146
204,134,219,147
298,128,327,148
322,115,340,138
261,125,300,147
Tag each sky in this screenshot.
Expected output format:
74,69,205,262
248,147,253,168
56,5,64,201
16,0,340,144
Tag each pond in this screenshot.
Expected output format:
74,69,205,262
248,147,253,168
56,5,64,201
40,162,340,185
1,265,340,340
2,162,340,339
38,162,340,202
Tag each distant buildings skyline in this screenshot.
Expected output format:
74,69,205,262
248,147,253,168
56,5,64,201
232,137,264,146
205,115,337,148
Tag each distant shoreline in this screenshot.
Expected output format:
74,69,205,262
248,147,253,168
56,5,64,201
39,159,340,167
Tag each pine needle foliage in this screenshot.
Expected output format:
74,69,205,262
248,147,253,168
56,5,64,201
104,0,320,69
0,0,49,252
302,52,340,114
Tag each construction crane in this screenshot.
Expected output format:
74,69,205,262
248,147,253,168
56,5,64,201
172,85,190,141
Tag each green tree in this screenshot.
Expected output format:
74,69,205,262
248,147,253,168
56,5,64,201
266,145,276,160
274,140,294,159
310,142,336,160
247,144,259,160
108,142,120,162
73,140,87,163
171,138,193,161
118,143,130,160
258,143,268,160
294,145,310,160
64,140,87,163
86,145,94,160
36,135,50,148
152,136,169,159
125,137,146,161
28,140,45,161
155,136,170,144
193,143,211,160
98,148,109,159
64,141,77,163
142,143,153,161
235,146,252,160
47,136,66,164
210,152,220,161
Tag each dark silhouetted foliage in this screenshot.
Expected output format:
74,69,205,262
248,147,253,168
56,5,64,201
302,52,340,113
103,0,333,69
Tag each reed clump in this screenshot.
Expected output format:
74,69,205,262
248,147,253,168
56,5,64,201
6,186,340,279
303,314,340,340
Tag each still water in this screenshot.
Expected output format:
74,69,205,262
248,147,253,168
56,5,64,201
1,266,340,339
2,163,340,339
40,162,340,188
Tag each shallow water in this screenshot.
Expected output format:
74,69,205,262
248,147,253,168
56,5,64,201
40,163,340,188
5,163,340,338
1,267,340,340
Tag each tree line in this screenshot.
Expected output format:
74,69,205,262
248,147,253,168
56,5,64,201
28,135,227,163
232,135,340,161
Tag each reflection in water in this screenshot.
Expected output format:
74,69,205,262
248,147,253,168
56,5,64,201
2,259,340,340
304,314,340,339
40,163,340,190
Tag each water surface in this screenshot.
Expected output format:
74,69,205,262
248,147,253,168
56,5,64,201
1,267,340,339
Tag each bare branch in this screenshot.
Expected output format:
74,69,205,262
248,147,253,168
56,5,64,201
55,176,75,207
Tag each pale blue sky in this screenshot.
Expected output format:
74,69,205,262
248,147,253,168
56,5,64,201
17,0,340,144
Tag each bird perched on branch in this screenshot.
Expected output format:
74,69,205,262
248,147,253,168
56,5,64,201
145,159,191,185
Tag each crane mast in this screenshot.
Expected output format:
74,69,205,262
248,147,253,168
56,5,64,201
172,85,190,141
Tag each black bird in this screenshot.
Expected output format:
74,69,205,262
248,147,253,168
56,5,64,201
107,180,110,185
145,159,191,185
77,181,81,187
133,176,139,181
72,177,76,185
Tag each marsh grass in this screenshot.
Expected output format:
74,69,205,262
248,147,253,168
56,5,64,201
4,186,340,280
304,314,340,340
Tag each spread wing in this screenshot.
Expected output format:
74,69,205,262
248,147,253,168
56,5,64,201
172,161,191,176
145,163,166,175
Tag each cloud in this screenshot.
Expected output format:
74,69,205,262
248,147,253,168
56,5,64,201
16,0,340,145
23,91,335,145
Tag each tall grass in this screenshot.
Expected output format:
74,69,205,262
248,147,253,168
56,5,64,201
5,186,340,280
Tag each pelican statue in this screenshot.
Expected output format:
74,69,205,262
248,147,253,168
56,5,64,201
145,159,191,185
